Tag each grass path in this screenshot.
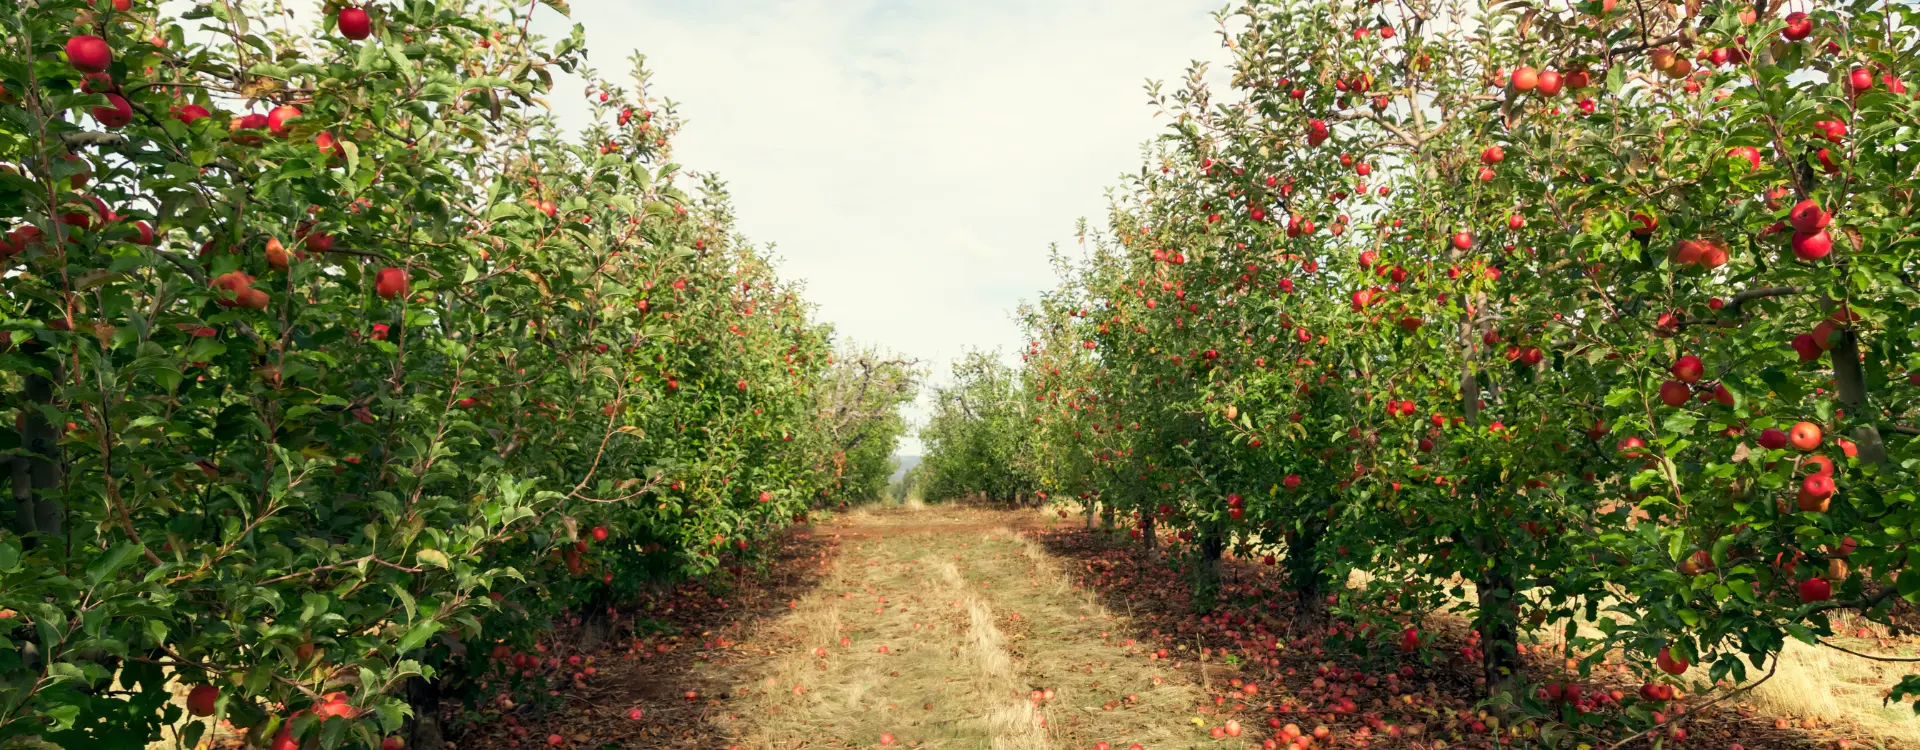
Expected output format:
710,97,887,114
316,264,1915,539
698,506,1234,750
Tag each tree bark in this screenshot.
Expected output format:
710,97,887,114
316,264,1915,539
1475,565,1520,697
406,676,445,750
1287,522,1326,622
12,371,64,546
1192,531,1224,612
1830,330,1888,465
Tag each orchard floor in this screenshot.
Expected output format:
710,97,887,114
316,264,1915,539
443,505,1916,750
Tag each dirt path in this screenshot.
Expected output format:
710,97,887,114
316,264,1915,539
694,506,1232,749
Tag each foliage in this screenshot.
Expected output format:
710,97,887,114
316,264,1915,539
0,2,910,748
940,0,1920,733
816,348,921,503
918,351,1042,503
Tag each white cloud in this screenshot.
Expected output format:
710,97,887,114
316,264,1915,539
535,0,1234,454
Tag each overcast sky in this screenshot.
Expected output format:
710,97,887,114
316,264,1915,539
535,0,1235,454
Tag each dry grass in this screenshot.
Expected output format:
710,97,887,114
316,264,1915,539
1744,628,1920,748
706,506,1234,749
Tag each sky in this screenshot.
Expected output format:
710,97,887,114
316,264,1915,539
534,0,1236,454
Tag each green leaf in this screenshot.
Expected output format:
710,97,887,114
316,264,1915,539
416,549,451,570
396,620,442,654
85,543,141,585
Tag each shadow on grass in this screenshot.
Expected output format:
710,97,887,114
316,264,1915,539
442,529,840,750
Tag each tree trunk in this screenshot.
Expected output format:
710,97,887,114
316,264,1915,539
1830,331,1888,465
1287,522,1326,622
406,676,445,750
1475,565,1520,698
1192,531,1224,612
12,372,63,546
1139,514,1156,561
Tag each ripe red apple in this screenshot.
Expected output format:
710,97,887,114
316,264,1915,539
67,35,113,73
132,220,155,246
269,725,299,750
1670,355,1704,383
267,104,301,137
1451,231,1472,250
1798,474,1834,511
1782,12,1813,41
591,526,608,542
1670,239,1704,265
376,267,409,299
381,738,406,750
1797,577,1831,602
186,684,220,716
1804,454,1835,477
231,112,269,144
1658,380,1691,408
1792,230,1833,260
1510,66,1539,92
265,237,290,272
1728,146,1761,170
1758,428,1789,450
1536,70,1563,96
1790,333,1822,361
1480,145,1505,164
175,103,212,124
1848,67,1873,93
1789,200,1831,233
92,93,133,128
338,6,373,39
1789,421,1822,451
1656,647,1688,675
315,131,346,159
1307,119,1330,146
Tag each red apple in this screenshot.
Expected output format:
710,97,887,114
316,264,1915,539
1797,577,1831,602
67,35,112,73
1658,380,1691,407
1670,355,1704,383
338,7,373,39
1782,12,1813,41
1789,421,1822,451
1536,70,1563,96
1510,66,1539,92
186,684,220,717
265,237,290,272
1792,229,1833,260
376,267,409,299
92,93,133,128
175,103,212,124
1789,200,1831,233
267,104,301,137
1790,333,1822,361
1798,474,1835,510
1655,647,1688,675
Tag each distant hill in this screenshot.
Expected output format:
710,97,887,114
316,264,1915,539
890,455,921,483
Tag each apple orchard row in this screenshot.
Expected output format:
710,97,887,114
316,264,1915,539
1,2,912,749
926,0,1920,735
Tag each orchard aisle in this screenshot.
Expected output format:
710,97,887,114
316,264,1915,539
697,506,1231,750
